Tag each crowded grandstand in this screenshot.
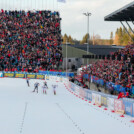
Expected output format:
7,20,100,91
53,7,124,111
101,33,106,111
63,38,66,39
0,10,62,72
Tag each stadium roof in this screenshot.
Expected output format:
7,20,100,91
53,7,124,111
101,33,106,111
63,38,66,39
66,45,123,55
105,1,134,21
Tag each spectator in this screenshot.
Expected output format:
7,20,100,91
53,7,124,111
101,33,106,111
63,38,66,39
0,10,63,72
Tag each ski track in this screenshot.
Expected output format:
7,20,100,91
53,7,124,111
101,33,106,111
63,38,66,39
0,78,134,134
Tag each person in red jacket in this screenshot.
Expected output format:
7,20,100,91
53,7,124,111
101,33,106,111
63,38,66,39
118,92,123,99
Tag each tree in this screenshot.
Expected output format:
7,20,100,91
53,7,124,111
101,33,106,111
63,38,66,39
94,34,101,45
62,34,68,44
118,27,123,45
110,32,113,45
68,35,73,44
80,33,90,44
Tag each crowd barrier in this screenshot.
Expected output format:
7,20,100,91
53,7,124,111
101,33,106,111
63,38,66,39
39,71,74,77
66,81,134,117
1,71,134,117
83,75,133,94
0,71,64,82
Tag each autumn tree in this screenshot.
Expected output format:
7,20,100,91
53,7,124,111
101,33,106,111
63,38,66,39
110,32,113,45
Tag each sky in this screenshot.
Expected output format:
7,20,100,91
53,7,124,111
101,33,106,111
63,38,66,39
0,0,134,40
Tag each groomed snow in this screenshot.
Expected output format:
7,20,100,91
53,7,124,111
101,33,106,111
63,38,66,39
0,78,134,134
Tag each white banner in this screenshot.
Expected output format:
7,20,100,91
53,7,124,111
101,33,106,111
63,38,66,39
107,98,114,110
114,99,124,112
92,93,101,106
92,93,96,104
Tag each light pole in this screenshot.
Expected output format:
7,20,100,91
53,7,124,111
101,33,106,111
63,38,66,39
83,12,92,66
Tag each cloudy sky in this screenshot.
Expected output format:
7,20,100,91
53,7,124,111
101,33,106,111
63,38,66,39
0,0,134,40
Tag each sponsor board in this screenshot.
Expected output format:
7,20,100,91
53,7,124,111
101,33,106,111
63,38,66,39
95,94,101,106
123,99,133,117
101,96,107,107
79,87,85,98
85,90,92,101
92,93,96,104
92,93,101,106
107,98,114,110
75,85,80,95
60,77,63,82
36,74,45,79
26,74,36,79
45,75,49,80
114,99,124,114
71,83,76,92
0,72,3,77
15,73,25,78
4,73,14,78
133,103,134,117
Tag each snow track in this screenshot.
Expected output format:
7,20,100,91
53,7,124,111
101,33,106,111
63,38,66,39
0,78,134,134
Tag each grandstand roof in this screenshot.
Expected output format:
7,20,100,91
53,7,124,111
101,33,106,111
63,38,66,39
67,45,124,55
105,1,134,21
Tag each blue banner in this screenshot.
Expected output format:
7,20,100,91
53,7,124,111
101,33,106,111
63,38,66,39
71,83,76,92
123,99,134,117
85,90,92,101
39,71,74,77
0,72,3,77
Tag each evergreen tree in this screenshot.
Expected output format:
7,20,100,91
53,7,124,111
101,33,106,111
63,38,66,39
110,32,113,45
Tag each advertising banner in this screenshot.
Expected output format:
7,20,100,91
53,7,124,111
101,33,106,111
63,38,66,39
36,74,45,79
75,85,80,95
79,88,85,98
0,72,3,77
107,98,114,110
71,83,76,92
85,90,92,101
45,75,49,80
114,99,124,113
133,103,134,117
60,77,63,82
4,72,15,78
101,96,107,107
95,94,101,106
123,99,133,117
26,74,36,79
92,93,96,104
15,73,25,78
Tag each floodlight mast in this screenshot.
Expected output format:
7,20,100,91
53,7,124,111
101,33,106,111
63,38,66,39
83,12,92,66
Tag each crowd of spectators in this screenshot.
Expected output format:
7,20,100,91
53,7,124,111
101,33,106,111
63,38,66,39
82,44,134,97
0,9,62,73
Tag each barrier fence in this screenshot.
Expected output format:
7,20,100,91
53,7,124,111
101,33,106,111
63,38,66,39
1,71,134,117
39,71,74,77
83,75,134,94
65,81,134,117
0,71,64,82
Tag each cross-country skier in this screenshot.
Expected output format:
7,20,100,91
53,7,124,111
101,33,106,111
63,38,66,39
26,78,30,87
52,84,58,95
33,82,40,93
42,84,48,94
44,81,48,89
